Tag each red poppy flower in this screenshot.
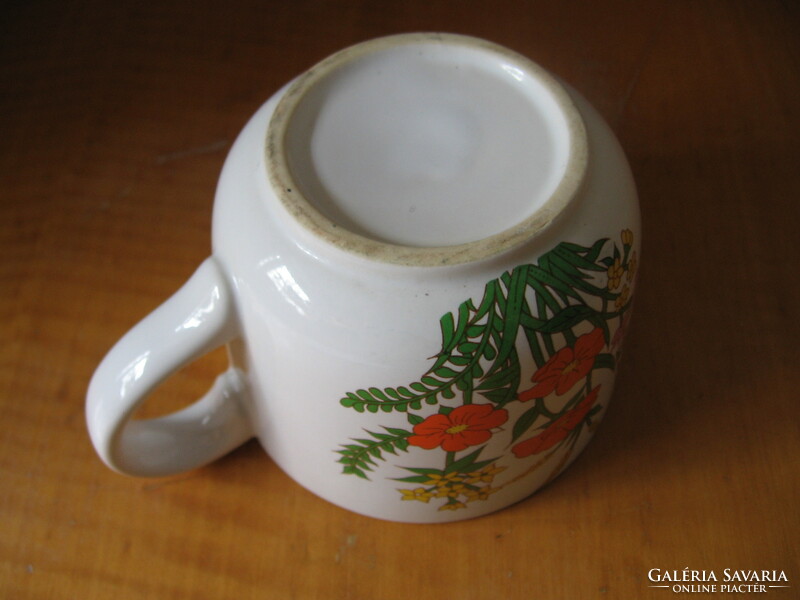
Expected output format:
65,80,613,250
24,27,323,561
408,404,509,452
518,327,605,401
512,386,601,458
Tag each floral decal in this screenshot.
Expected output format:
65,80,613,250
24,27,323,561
407,404,508,451
518,327,604,399
335,230,637,512
512,385,601,458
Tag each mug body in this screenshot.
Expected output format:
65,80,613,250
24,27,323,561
210,33,639,522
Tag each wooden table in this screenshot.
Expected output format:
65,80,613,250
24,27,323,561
2,1,798,597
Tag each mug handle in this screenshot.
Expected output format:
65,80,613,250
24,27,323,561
86,257,253,477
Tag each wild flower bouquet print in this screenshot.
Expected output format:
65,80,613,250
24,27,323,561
336,230,637,513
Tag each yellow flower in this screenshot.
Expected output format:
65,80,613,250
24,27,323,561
434,483,466,498
627,251,637,282
399,488,433,503
423,472,463,487
464,463,507,484
465,486,499,502
621,229,634,247
607,258,624,290
615,285,631,311
438,501,467,512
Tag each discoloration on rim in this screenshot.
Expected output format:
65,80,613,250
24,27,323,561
266,33,588,267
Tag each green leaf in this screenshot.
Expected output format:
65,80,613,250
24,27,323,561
466,324,484,338
402,466,446,476
553,245,606,272
435,366,459,379
520,302,547,368
384,427,411,437
340,396,363,411
558,241,593,254
430,352,451,373
539,305,599,334
445,446,498,474
529,278,561,315
586,238,610,262
462,458,499,474
458,342,479,354
491,265,528,371
449,355,471,366
342,465,369,479
337,427,413,478
474,281,497,319
407,413,424,426
548,253,587,281
393,474,434,484
512,405,541,443
481,387,515,404
528,265,582,302
560,272,615,299
452,302,471,349
440,311,456,353
385,388,402,400
587,313,611,344
475,362,519,390
368,387,389,401
593,353,616,371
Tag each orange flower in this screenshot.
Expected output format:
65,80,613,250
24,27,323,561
512,386,601,458
407,404,508,452
518,328,605,400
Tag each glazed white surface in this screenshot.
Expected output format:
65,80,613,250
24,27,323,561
284,42,569,246
86,34,639,523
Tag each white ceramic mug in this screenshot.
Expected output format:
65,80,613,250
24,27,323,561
87,33,639,523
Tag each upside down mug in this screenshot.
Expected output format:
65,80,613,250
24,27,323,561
86,33,639,523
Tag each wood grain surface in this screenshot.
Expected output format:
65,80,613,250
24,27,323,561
2,1,798,598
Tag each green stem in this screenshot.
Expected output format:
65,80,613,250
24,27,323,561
542,332,556,357
537,397,557,419
462,378,473,405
